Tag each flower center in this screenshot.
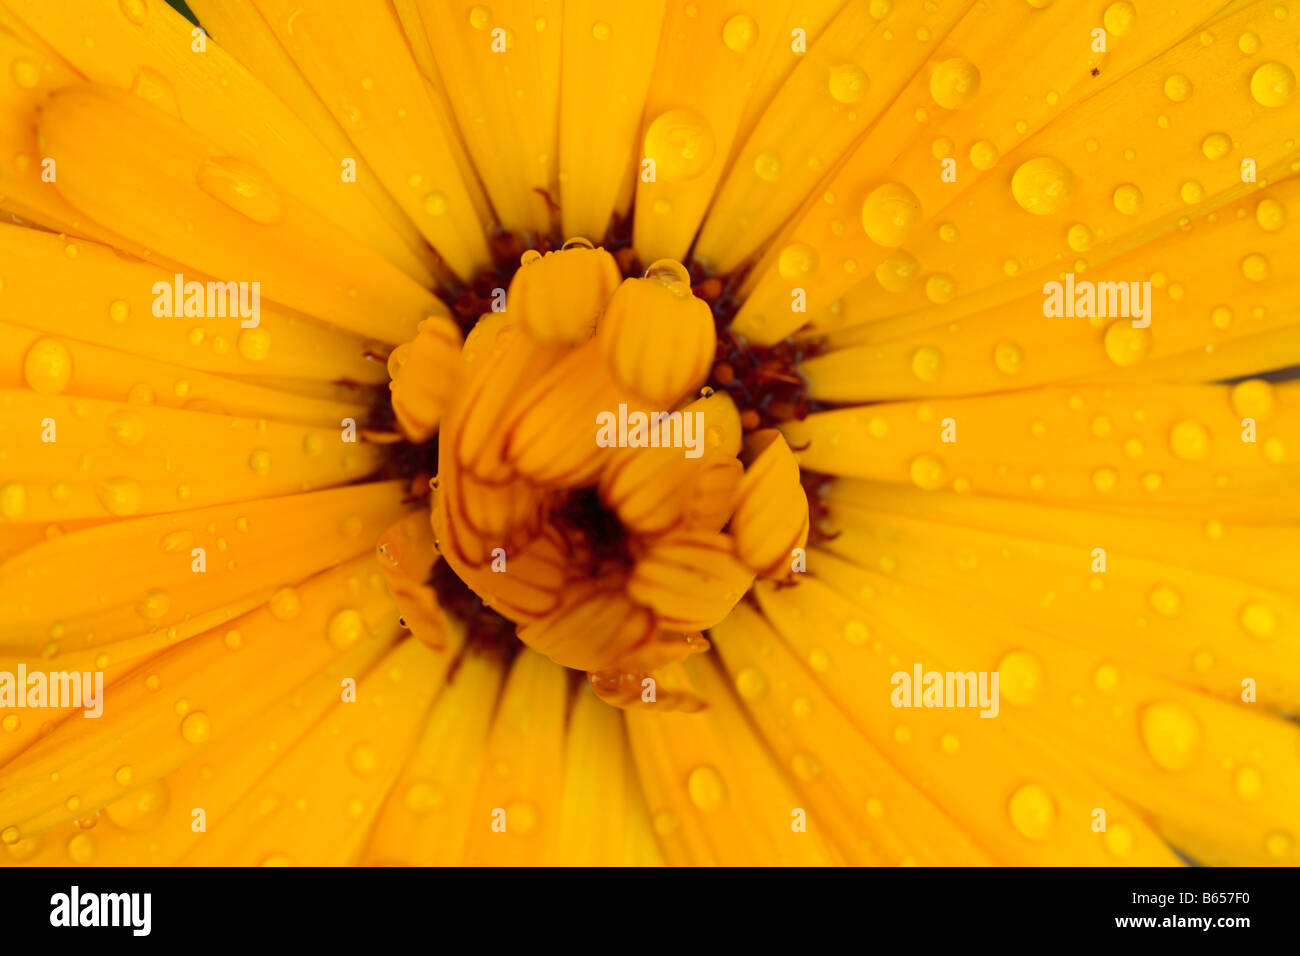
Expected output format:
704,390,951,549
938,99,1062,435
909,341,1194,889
380,231,819,707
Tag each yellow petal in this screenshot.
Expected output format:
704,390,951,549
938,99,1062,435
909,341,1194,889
39,85,442,343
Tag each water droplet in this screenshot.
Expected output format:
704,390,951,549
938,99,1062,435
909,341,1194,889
1255,198,1286,232
1112,183,1144,215
468,6,491,30
844,620,869,644
861,183,922,247
591,21,610,41
925,274,956,304
10,58,39,89
1251,62,1295,107
1091,467,1117,492
643,109,715,182
910,345,943,382
734,667,768,701
328,608,365,649
999,651,1045,706
106,410,145,448
1103,320,1151,366
350,742,380,776
269,587,302,620
1265,831,1293,858
776,242,817,281
994,341,1024,375
791,753,822,780
1241,252,1270,281
1147,584,1182,617
1239,602,1277,640
752,150,781,182
653,810,680,836
929,58,980,109
1163,73,1192,102
67,832,96,863
642,259,692,299
1105,823,1133,856
876,251,919,291
1168,420,1210,461
96,478,143,516
196,158,285,225
969,139,998,170
119,0,148,25
1140,700,1202,771
1235,767,1263,801
1008,783,1057,840
909,454,946,490
1011,157,1074,215
180,711,211,744
132,67,179,117
137,589,169,620
828,63,868,104
405,780,444,814
721,13,758,53
687,765,728,812
238,327,271,361
1103,1,1137,36
23,338,73,394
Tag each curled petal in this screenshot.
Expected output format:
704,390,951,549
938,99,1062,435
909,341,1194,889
588,668,707,713
509,245,623,346
615,630,712,673
517,579,656,671
433,448,544,569
627,530,754,631
388,316,464,442
504,339,624,487
599,391,742,535
450,321,566,482
731,430,810,579
681,458,744,533
375,511,447,650
451,524,574,625
598,274,715,407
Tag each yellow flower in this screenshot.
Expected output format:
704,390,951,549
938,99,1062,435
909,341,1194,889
0,0,1296,867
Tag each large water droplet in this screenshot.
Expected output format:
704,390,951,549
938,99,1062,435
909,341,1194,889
929,58,980,109
1011,157,1074,215
828,63,868,104
687,765,728,812
1140,700,1202,771
1008,783,1057,840
1251,62,1295,108
643,109,715,183
721,14,758,53
999,651,1045,706
24,338,72,394
861,183,922,247
180,710,211,744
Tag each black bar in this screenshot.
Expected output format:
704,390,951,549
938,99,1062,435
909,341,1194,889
0,866,1284,943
